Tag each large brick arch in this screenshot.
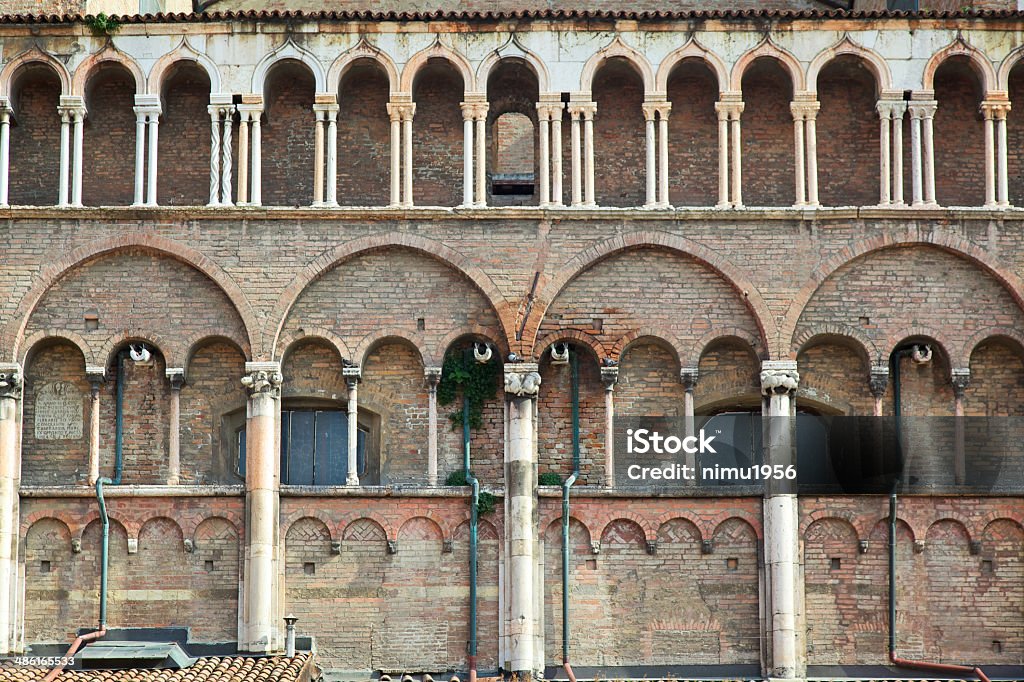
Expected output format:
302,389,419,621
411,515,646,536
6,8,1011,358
526,231,775,359
270,233,513,360
781,230,1024,361
5,234,257,364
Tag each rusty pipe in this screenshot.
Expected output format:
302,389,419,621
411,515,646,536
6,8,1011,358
41,627,106,682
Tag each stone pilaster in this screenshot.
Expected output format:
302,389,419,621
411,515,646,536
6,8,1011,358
0,364,21,655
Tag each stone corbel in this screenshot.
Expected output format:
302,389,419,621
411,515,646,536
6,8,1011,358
951,368,971,399
760,362,799,396
0,363,22,401
343,365,362,389
869,365,889,399
166,367,186,391
600,365,619,391
504,363,541,397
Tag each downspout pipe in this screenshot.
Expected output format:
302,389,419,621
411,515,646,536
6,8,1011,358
887,345,990,682
561,348,580,682
42,350,128,681
462,356,479,682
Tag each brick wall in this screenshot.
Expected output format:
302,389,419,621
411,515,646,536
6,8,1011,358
934,57,986,207
82,66,136,207
21,341,91,486
966,339,1024,416
180,341,247,484
816,56,880,208
1007,66,1024,204
337,63,391,207
798,341,873,415
8,66,61,207
542,497,761,667
281,498,500,671
802,496,1024,665
100,350,170,484
666,60,719,207
741,58,795,207
412,62,464,207
537,349,606,486
21,497,242,644
362,341,429,485
593,59,646,208
158,64,211,207
696,340,761,412
263,61,315,207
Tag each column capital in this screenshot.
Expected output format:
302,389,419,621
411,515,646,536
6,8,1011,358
536,102,563,121
641,101,671,121
242,362,282,398
343,365,362,387
133,93,161,113
0,97,11,119
166,367,186,391
790,100,820,121
908,100,938,120
715,99,745,119
567,102,597,120
600,365,619,390
424,366,442,388
58,95,86,119
504,363,542,397
869,365,889,398
236,102,264,119
951,367,971,398
0,363,22,401
86,365,106,392
387,102,416,121
875,98,906,119
760,360,799,396
680,367,699,391
981,99,1012,120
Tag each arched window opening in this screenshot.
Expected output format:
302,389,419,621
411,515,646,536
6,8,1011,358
491,112,535,196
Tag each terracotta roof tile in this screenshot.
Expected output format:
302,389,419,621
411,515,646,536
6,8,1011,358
0,8,1022,23
0,653,316,682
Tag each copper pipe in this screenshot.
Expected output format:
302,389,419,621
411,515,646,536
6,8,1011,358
890,653,991,682
467,654,476,682
41,627,106,682
562,662,577,682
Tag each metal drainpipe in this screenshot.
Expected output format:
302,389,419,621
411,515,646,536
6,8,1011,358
462,358,479,682
561,348,580,682
887,345,990,682
42,350,128,681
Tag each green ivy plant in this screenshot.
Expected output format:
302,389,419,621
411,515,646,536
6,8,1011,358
445,470,498,516
538,472,563,486
86,13,121,35
437,346,499,430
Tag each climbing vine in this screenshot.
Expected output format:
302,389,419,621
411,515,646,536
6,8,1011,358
445,470,498,515
437,346,499,430
86,13,121,35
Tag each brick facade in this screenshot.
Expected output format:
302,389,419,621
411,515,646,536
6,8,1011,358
2,11,1024,677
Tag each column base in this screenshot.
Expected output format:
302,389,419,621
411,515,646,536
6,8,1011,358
716,201,733,209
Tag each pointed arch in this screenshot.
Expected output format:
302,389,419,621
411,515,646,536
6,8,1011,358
806,34,893,96
655,37,728,94
251,38,327,94
580,35,655,95
328,38,400,95
477,34,550,94
730,36,806,93
0,47,71,99
71,44,146,97
148,38,222,95
997,43,1024,92
400,38,475,93
923,35,996,94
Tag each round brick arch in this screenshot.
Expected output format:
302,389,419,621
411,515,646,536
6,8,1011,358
269,232,515,362
780,230,1024,362
3,233,258,364
524,231,776,360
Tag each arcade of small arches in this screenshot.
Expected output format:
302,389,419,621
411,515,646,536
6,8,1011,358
5,236,1024,490
5,32,1024,210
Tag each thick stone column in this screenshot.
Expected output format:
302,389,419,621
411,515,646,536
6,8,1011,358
166,369,184,485
504,363,542,678
0,365,21,655
240,363,283,653
760,361,803,681
344,367,361,486
601,366,618,487
425,367,441,486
